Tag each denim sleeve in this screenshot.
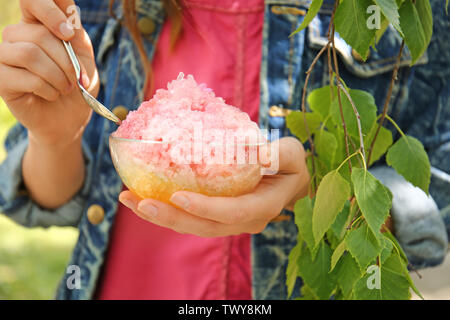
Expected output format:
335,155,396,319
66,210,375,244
0,124,94,228
371,166,448,269
0,1,115,227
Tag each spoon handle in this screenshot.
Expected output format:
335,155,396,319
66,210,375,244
62,40,81,81
62,40,122,126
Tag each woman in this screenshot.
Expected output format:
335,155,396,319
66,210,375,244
0,0,447,299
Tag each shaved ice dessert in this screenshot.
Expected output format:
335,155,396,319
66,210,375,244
109,73,266,203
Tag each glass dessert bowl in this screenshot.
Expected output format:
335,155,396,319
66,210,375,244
109,72,271,203
109,135,266,203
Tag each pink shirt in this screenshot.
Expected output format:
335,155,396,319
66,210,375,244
97,0,264,300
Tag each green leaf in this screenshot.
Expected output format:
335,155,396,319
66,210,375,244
382,231,408,263
286,111,322,143
335,253,363,297
326,228,342,249
353,253,411,300
307,85,337,119
330,201,351,240
374,0,403,36
351,168,393,236
312,170,351,243
380,236,394,264
315,130,337,170
334,0,377,60
299,284,318,300
333,288,345,300
364,124,393,166
447,0,449,15
331,128,349,173
294,197,316,254
346,223,383,269
291,0,324,36
399,0,433,64
330,89,377,141
306,155,328,188
297,241,337,300
286,237,303,298
330,241,347,272
404,264,424,300
386,135,431,194
383,235,423,299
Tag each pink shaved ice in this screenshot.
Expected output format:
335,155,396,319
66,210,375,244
115,73,260,145
110,73,264,202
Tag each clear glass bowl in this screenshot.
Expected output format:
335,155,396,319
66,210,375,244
109,134,265,203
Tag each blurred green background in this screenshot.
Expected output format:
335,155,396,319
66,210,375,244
0,0,78,300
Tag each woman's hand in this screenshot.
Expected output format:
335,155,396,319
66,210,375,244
119,137,310,237
0,0,99,209
0,0,99,148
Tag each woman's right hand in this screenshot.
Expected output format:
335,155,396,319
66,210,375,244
0,0,99,148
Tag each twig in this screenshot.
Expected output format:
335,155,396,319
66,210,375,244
384,114,406,137
367,41,405,165
326,3,335,101
329,1,352,173
347,135,364,168
301,42,329,192
337,82,366,164
326,45,335,101
346,207,361,230
306,43,329,76
408,263,423,279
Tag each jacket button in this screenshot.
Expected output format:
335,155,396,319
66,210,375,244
269,105,292,117
137,17,156,35
112,105,129,121
87,204,105,225
351,48,370,62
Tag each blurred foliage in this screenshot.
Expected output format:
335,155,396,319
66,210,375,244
0,215,78,300
0,1,79,300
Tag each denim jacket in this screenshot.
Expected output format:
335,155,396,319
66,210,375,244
0,0,448,300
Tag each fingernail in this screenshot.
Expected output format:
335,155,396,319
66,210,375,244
138,202,158,218
59,22,75,38
81,74,90,88
170,194,190,209
120,198,134,209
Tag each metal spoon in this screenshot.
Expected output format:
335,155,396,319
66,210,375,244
62,40,121,125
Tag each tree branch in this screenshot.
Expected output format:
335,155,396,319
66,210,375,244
300,42,329,193
367,41,405,165
337,82,366,165
329,0,352,173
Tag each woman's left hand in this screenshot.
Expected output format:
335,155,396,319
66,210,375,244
119,137,310,237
